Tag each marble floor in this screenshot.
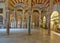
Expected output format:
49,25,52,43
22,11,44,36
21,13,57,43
0,28,60,43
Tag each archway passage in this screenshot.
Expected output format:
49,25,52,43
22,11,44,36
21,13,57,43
9,10,28,29
31,10,39,29
51,11,59,32
7,2,29,29
43,16,46,29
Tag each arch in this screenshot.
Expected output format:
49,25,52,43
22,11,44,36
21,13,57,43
11,2,28,28
31,10,39,29
14,3,27,10
33,10,39,14
17,9,23,11
32,7,40,14
50,11,59,31
51,11,59,18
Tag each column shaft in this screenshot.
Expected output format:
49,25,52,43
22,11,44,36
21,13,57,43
28,0,31,35
28,14,31,35
6,10,10,35
39,11,41,28
46,14,50,35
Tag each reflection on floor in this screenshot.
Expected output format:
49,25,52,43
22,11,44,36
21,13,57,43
0,29,60,43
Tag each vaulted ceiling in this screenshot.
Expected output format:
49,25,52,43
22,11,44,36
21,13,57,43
7,0,60,10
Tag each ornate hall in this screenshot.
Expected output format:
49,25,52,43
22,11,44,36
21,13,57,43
0,0,60,43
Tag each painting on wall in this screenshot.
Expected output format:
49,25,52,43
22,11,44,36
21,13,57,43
0,8,3,13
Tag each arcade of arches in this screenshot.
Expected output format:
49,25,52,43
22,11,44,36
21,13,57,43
0,0,60,43
0,0,60,35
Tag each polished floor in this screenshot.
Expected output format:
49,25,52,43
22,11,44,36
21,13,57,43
0,28,60,43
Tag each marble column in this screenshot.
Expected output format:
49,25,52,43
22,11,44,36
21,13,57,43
58,9,60,29
31,13,32,29
48,0,54,35
58,6,60,24
22,10,24,29
28,0,31,35
15,9,18,28
59,13,60,24
28,11,31,35
39,11,41,28
41,16,43,28
6,10,10,35
13,10,16,28
5,0,9,28
14,10,17,28
48,15,50,35
45,15,48,29
46,13,50,35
